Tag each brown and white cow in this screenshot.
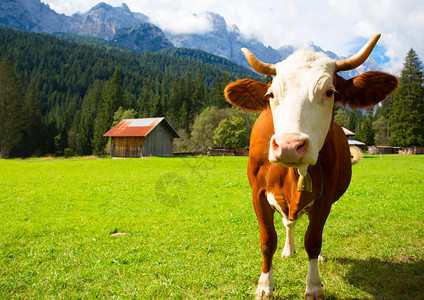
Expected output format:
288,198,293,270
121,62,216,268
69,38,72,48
224,34,398,299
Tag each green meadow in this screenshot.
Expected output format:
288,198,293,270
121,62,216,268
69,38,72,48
0,155,423,299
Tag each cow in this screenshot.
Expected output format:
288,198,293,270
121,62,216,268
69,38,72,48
224,34,398,299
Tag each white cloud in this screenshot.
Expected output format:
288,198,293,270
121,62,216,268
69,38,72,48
327,0,424,74
149,10,212,35
42,0,424,75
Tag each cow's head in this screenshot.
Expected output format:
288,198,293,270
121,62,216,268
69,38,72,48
225,34,398,175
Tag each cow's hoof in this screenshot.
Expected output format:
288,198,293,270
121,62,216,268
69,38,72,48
281,249,295,258
256,270,274,299
305,292,324,300
255,289,273,300
304,288,324,300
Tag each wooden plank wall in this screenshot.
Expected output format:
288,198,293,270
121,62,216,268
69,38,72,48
111,137,143,158
143,123,174,156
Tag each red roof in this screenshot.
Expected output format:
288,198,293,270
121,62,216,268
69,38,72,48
104,118,179,137
342,127,355,136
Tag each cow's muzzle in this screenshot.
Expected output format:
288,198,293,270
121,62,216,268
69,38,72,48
269,134,310,166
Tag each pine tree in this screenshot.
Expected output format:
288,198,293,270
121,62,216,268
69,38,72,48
169,77,185,124
358,109,375,145
138,78,153,117
93,69,125,154
104,69,125,114
0,58,25,158
152,95,163,117
390,49,424,146
192,70,207,113
18,77,46,156
373,115,390,145
209,73,229,108
80,80,103,155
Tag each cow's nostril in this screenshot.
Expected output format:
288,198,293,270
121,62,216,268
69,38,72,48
295,139,308,154
271,136,280,150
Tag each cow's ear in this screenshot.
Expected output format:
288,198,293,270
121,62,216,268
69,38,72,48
224,79,270,112
334,71,399,109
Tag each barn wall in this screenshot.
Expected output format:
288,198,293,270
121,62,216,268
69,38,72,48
143,123,174,156
111,137,144,158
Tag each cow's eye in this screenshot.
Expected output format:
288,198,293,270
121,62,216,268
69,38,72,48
267,92,274,99
323,87,336,99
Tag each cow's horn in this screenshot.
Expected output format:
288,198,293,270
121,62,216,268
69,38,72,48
241,48,277,76
335,34,381,72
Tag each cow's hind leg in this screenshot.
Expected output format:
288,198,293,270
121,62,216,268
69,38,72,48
253,190,277,299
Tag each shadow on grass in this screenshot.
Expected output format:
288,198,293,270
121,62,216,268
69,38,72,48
336,256,424,299
362,155,379,159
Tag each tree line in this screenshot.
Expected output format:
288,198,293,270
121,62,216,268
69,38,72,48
0,28,261,157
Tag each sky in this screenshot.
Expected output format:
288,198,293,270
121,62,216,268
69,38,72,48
41,0,424,75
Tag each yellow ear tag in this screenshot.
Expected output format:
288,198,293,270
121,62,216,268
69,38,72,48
298,173,312,192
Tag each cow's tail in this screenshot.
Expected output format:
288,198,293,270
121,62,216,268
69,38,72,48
350,146,363,165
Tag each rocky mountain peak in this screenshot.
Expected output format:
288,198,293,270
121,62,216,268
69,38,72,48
90,2,113,11
68,2,148,40
0,0,68,32
204,12,228,33
120,3,131,13
113,23,172,52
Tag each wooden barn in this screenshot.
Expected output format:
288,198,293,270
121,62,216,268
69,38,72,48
104,118,179,158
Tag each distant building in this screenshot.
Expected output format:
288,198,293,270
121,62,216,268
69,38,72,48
341,127,365,147
104,118,179,158
342,127,355,137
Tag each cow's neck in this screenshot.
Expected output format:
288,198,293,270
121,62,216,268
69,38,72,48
296,119,335,193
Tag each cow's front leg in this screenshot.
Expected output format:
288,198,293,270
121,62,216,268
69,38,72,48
303,205,330,299
305,258,323,300
256,268,274,299
282,213,296,258
253,190,277,299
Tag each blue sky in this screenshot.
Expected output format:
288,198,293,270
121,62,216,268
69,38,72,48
42,0,424,74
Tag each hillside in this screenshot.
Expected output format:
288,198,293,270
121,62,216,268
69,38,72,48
159,47,259,77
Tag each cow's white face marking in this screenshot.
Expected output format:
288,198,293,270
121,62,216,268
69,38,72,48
267,50,336,169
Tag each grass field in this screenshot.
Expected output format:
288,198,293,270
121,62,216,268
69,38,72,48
0,155,423,299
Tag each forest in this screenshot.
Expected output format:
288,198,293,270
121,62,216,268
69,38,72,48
0,28,423,158
0,28,260,157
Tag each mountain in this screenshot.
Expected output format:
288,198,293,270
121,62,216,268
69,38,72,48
165,13,286,67
112,23,172,52
165,12,382,77
66,2,148,40
0,0,171,52
0,0,383,76
159,47,258,77
0,0,67,32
